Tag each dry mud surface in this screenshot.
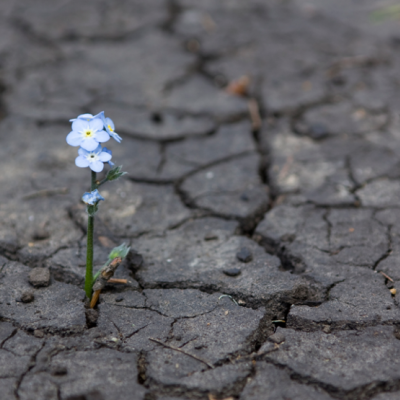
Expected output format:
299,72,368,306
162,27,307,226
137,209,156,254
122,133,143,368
1,1,400,399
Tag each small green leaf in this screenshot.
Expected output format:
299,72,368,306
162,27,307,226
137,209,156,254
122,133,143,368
108,243,130,260
106,165,127,182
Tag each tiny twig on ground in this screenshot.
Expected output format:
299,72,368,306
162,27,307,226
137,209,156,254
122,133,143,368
149,338,214,369
107,278,128,284
90,290,101,308
379,271,394,282
90,258,125,308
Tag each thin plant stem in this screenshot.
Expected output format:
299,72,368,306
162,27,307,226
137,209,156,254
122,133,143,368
84,170,97,298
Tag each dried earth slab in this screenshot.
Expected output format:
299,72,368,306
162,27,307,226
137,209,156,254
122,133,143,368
14,0,169,40
356,179,400,208
287,267,399,331
256,204,389,276
266,326,400,395
0,262,86,334
18,348,147,400
6,31,196,120
147,348,252,396
157,121,255,181
133,217,325,308
143,288,221,319
97,304,174,352
240,362,334,400
180,153,268,219
100,180,192,237
161,75,248,122
294,101,388,139
264,122,356,205
167,298,266,364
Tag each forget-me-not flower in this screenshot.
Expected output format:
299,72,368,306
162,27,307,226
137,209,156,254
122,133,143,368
99,112,122,143
75,145,112,172
102,147,115,167
82,189,105,205
67,118,110,151
69,112,103,122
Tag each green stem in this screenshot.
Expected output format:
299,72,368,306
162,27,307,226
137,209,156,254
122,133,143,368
84,171,97,299
95,177,108,188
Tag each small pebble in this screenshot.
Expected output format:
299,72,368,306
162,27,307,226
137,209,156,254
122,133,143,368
29,267,51,288
51,365,67,376
223,268,241,277
115,296,124,302
236,247,253,263
322,325,331,334
204,232,218,241
32,229,49,241
20,291,34,303
268,332,285,344
240,193,250,201
34,329,44,338
309,122,329,139
127,251,143,269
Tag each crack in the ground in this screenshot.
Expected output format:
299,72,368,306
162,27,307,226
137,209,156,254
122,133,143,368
144,360,255,400
126,324,150,340
287,316,400,334
373,225,393,271
0,316,86,338
14,341,45,400
263,355,400,400
0,327,18,349
173,150,269,233
323,208,333,248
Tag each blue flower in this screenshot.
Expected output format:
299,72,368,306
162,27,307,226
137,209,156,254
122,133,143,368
67,118,110,151
82,189,105,205
69,112,103,122
102,147,115,166
99,112,122,143
75,145,112,172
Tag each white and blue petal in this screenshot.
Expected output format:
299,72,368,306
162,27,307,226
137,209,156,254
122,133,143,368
92,144,103,155
99,151,112,162
80,138,99,151
72,119,89,132
105,117,115,131
102,115,122,143
75,156,90,168
67,131,83,146
78,147,89,157
90,160,104,172
82,189,105,205
77,113,95,120
90,118,104,132
109,130,122,143
95,130,110,143
69,113,95,122
94,111,104,119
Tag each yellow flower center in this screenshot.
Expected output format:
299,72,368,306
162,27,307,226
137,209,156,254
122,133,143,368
107,124,114,132
84,129,94,137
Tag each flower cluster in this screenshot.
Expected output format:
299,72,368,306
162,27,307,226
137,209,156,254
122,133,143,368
66,111,121,172
67,112,128,301
82,189,105,205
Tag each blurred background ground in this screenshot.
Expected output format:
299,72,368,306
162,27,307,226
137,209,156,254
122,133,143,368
1,1,400,400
